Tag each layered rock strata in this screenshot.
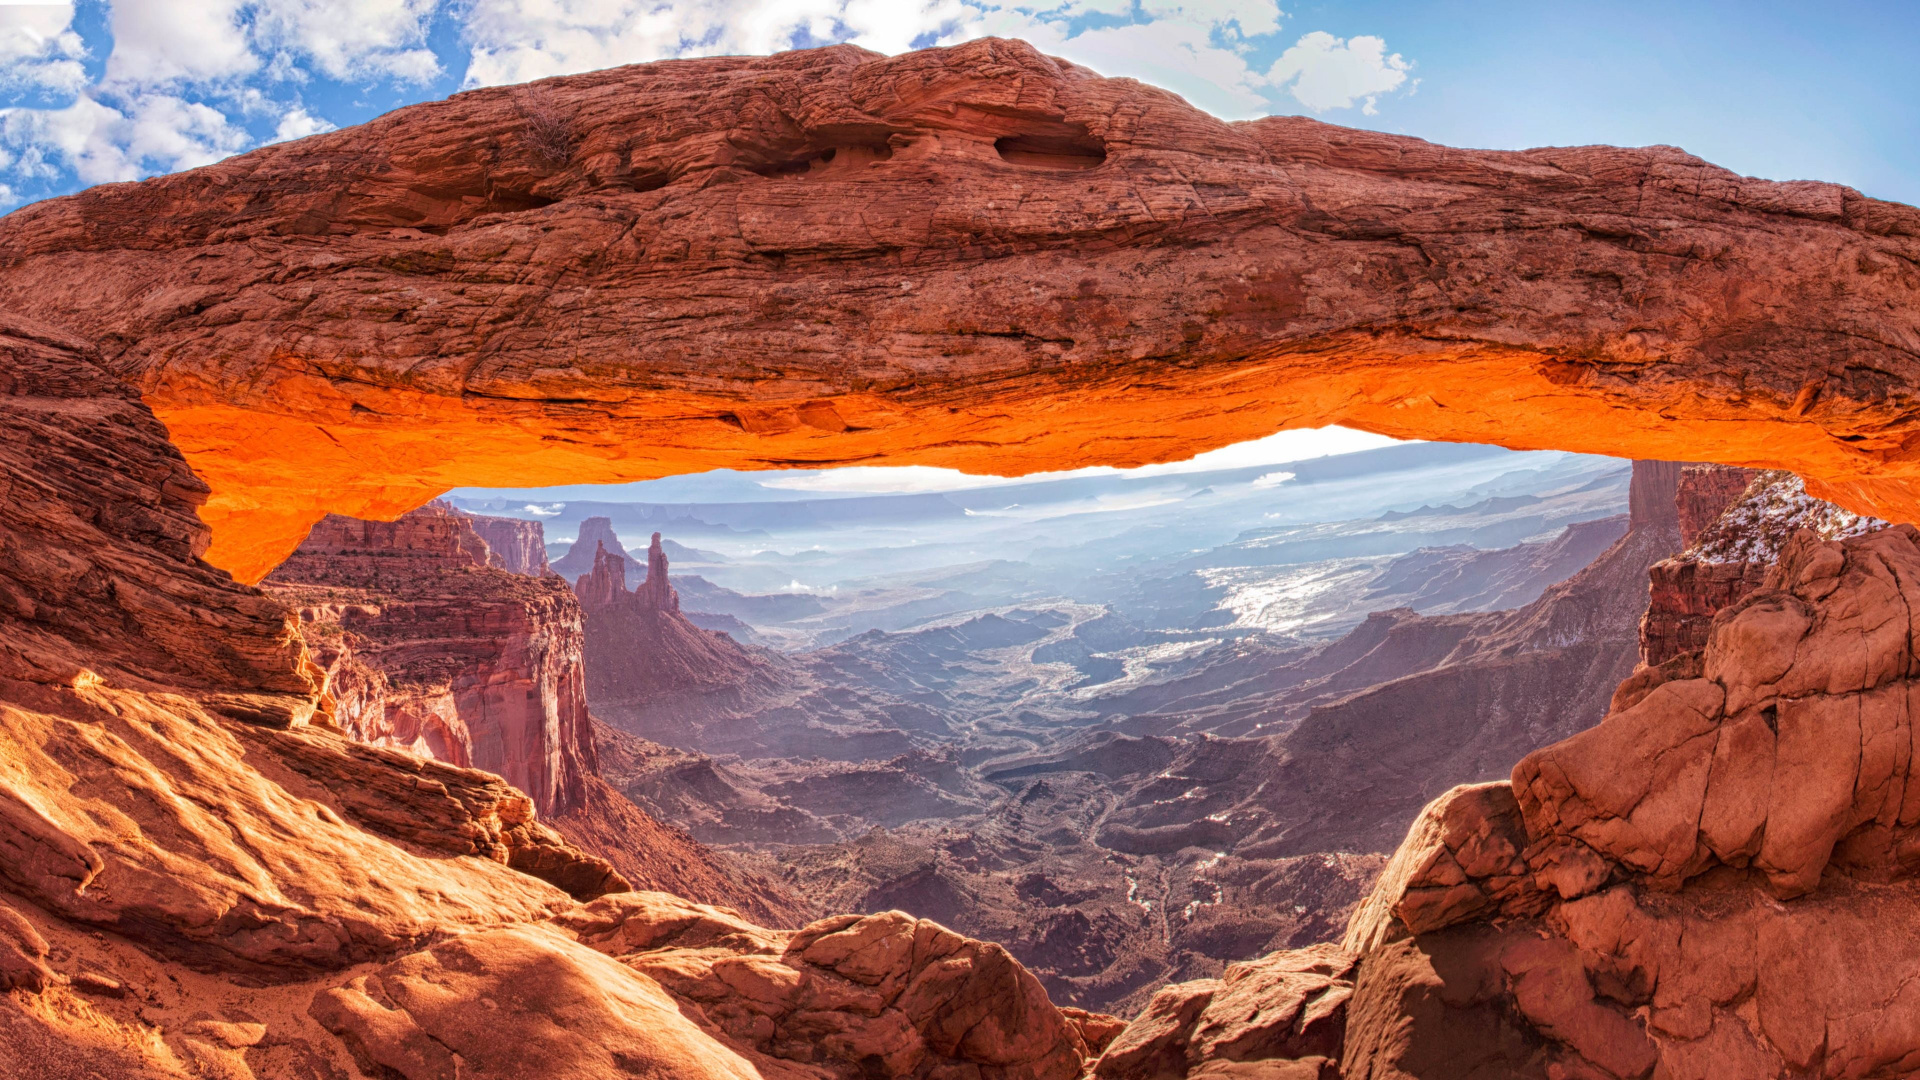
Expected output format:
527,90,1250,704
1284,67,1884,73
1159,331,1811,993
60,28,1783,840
265,502,596,816
0,319,614,985
1,41,1915,579
0,274,1085,1080
464,510,550,575
266,504,800,924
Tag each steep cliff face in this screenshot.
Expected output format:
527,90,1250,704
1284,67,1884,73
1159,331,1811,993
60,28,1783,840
1,40,1914,580
1315,524,1920,1079
464,511,550,575
0,316,643,1076
265,503,597,816
264,506,802,924
1641,468,1887,667
576,536,764,700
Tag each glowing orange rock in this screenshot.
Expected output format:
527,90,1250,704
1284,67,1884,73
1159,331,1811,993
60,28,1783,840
0,39,1915,581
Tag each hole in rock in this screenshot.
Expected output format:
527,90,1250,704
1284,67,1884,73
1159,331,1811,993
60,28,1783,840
751,143,895,178
995,132,1107,170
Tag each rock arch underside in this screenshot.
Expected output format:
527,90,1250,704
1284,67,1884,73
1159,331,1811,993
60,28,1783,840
2,39,1918,582
5,36,1920,1080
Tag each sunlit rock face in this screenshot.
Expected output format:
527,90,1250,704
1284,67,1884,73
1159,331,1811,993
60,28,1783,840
1332,524,1920,1079
0,39,1915,580
264,501,596,816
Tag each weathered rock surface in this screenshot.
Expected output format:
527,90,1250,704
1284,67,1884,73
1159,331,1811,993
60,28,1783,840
1641,468,1885,667
1,41,1914,580
266,501,597,815
555,893,1097,1080
1094,944,1353,1080
0,335,598,980
0,314,317,722
1336,524,1920,1077
463,510,550,575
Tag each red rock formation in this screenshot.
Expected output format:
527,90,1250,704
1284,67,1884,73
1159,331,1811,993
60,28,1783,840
464,510,551,575
266,501,597,816
575,531,777,708
0,318,612,985
1673,462,1757,546
1640,468,1885,668
1321,524,1920,1078
267,505,801,923
1,41,1915,580
639,530,679,610
0,129,1213,1079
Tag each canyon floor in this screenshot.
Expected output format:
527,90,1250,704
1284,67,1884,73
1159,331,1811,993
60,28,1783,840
463,446,1671,1016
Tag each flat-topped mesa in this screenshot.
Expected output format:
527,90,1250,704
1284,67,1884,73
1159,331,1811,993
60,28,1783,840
1,39,1914,581
638,531,678,611
297,499,493,567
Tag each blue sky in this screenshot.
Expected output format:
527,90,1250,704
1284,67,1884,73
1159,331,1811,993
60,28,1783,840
3,0,1916,211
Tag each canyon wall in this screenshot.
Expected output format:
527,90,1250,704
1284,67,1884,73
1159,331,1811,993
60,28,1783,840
0,41,1914,579
265,502,596,816
464,511,550,575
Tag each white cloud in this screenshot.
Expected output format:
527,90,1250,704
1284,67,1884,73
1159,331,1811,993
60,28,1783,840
1264,30,1409,114
105,0,258,88
105,0,440,91
251,0,443,83
271,102,335,142
3,92,250,184
0,3,87,95
460,0,970,87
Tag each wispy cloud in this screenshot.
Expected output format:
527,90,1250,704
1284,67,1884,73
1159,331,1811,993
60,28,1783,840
0,1,1416,207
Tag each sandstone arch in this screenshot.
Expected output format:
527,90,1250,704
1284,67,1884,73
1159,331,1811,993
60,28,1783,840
1,39,1916,582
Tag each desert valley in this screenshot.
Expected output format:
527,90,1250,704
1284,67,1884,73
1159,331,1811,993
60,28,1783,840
2,26,1919,1080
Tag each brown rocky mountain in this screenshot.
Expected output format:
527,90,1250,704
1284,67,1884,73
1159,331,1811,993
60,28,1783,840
6,35,1920,1080
1641,466,1888,668
263,502,799,925
266,502,596,815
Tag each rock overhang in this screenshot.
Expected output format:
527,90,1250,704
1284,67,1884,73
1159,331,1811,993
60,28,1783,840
0,37,1915,582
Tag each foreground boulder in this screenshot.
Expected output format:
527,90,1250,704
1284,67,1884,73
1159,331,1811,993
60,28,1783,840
1093,944,1354,1080
1338,523,1920,1077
